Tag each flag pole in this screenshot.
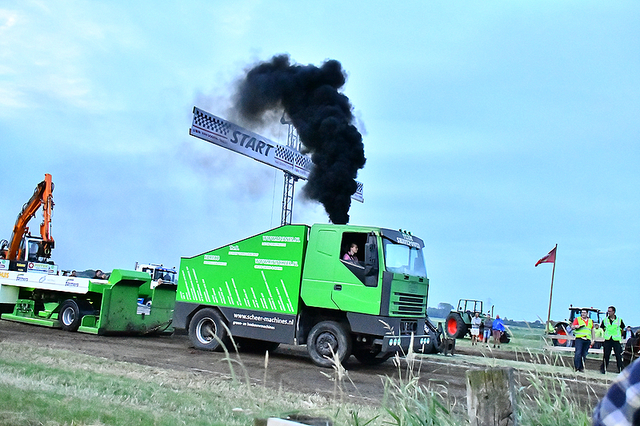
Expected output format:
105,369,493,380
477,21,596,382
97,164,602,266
545,244,558,334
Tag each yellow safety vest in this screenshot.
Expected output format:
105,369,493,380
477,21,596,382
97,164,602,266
603,317,622,341
574,317,593,339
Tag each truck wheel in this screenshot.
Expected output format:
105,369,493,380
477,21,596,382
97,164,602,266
59,299,82,332
307,321,352,368
445,313,467,339
189,308,230,352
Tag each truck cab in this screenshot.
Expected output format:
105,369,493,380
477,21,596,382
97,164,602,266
301,224,428,321
299,224,433,364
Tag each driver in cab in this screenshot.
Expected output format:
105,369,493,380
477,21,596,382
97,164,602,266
342,243,359,264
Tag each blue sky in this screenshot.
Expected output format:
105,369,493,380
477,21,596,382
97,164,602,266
1,1,638,324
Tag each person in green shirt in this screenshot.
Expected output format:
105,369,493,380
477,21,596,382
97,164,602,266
600,305,626,374
593,323,604,349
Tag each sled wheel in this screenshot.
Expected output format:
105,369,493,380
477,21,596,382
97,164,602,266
59,299,82,332
307,321,352,368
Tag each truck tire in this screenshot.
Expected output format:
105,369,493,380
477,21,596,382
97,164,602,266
307,321,352,368
189,308,230,352
445,313,467,339
59,299,82,332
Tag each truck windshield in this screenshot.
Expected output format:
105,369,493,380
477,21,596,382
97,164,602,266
382,239,427,277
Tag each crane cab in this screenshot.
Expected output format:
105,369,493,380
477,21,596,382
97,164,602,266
20,236,54,263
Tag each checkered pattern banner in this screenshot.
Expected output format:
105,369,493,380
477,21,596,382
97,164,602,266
192,109,230,137
274,146,312,178
275,145,295,164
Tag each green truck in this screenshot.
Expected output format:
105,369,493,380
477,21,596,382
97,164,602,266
173,224,443,367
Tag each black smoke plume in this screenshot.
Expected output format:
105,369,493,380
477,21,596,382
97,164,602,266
233,54,365,224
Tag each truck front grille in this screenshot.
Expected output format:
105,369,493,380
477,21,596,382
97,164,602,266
391,292,426,316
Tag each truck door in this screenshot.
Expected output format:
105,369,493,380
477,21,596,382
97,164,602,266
330,231,382,315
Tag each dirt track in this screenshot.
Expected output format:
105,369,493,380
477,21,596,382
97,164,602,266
0,320,614,410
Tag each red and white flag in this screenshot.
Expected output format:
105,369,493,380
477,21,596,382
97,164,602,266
535,246,556,267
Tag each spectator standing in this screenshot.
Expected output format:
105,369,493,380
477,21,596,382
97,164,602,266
571,309,594,372
470,312,482,346
625,326,634,340
483,313,492,346
492,315,505,348
600,306,626,374
593,323,604,350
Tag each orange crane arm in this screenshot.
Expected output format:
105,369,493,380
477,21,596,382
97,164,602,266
5,174,55,261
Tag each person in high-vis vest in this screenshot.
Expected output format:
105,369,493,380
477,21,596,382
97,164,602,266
600,305,626,374
571,309,594,372
593,323,604,350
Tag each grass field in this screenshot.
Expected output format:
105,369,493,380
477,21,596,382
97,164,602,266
0,341,381,426
0,323,609,425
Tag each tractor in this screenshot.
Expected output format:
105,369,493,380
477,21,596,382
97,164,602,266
445,299,484,339
445,299,510,343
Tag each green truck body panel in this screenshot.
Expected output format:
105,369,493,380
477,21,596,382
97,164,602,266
178,225,307,315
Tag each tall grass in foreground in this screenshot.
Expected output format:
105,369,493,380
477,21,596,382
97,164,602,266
518,371,592,426
0,340,597,426
378,351,462,426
